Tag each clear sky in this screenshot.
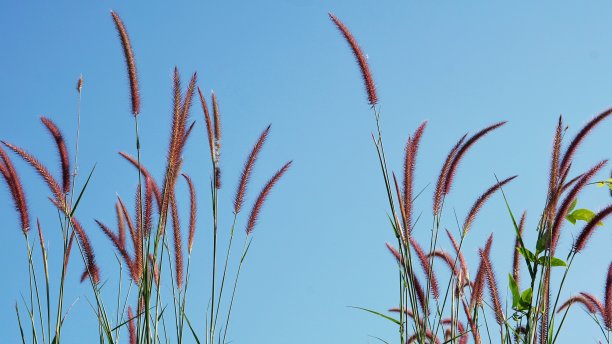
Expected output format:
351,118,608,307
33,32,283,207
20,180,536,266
1,1,611,343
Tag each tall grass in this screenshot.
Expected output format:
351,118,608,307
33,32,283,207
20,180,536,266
3,11,291,344
330,12,612,344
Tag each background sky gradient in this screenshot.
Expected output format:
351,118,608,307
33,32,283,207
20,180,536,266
1,2,612,343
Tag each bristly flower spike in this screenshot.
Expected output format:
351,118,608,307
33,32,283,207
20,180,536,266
410,237,439,299
463,175,517,234
182,173,197,253
480,246,504,324
211,91,222,189
433,133,467,215
444,121,507,195
574,204,612,253
402,121,426,236
170,194,183,289
512,212,526,286
605,261,612,329
557,294,598,314
246,161,292,235
0,147,30,232
234,125,271,214
111,11,140,116
2,141,64,204
198,87,216,164
329,13,378,106
559,107,612,180
40,117,71,194
551,160,607,253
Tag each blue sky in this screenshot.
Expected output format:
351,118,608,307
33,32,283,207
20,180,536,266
1,1,611,343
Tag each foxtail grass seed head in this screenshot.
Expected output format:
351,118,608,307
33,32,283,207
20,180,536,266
0,147,30,232
36,219,45,256
402,121,426,235
463,175,517,234
182,173,197,253
480,246,504,325
429,250,460,277
246,161,292,235
211,91,221,153
128,306,136,344
111,11,140,116
171,194,184,289
605,261,612,329
68,216,100,284
96,219,136,281
119,152,162,208
470,234,493,311
235,125,270,214
3,141,65,204
144,176,154,235
547,116,563,219
391,172,407,238
433,133,467,215
444,121,507,195
410,237,439,299
580,292,606,319
385,242,403,265
557,295,598,314
512,212,526,286
574,204,612,253
198,87,216,163
329,13,378,106
445,228,469,283
76,74,83,93
552,160,607,253
559,107,612,179
40,117,71,194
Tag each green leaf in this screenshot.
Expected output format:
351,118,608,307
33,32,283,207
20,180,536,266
568,199,577,213
537,256,567,267
519,288,533,308
595,178,612,188
517,247,536,262
508,274,520,309
569,208,604,226
565,213,576,224
536,231,551,255
348,306,401,325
